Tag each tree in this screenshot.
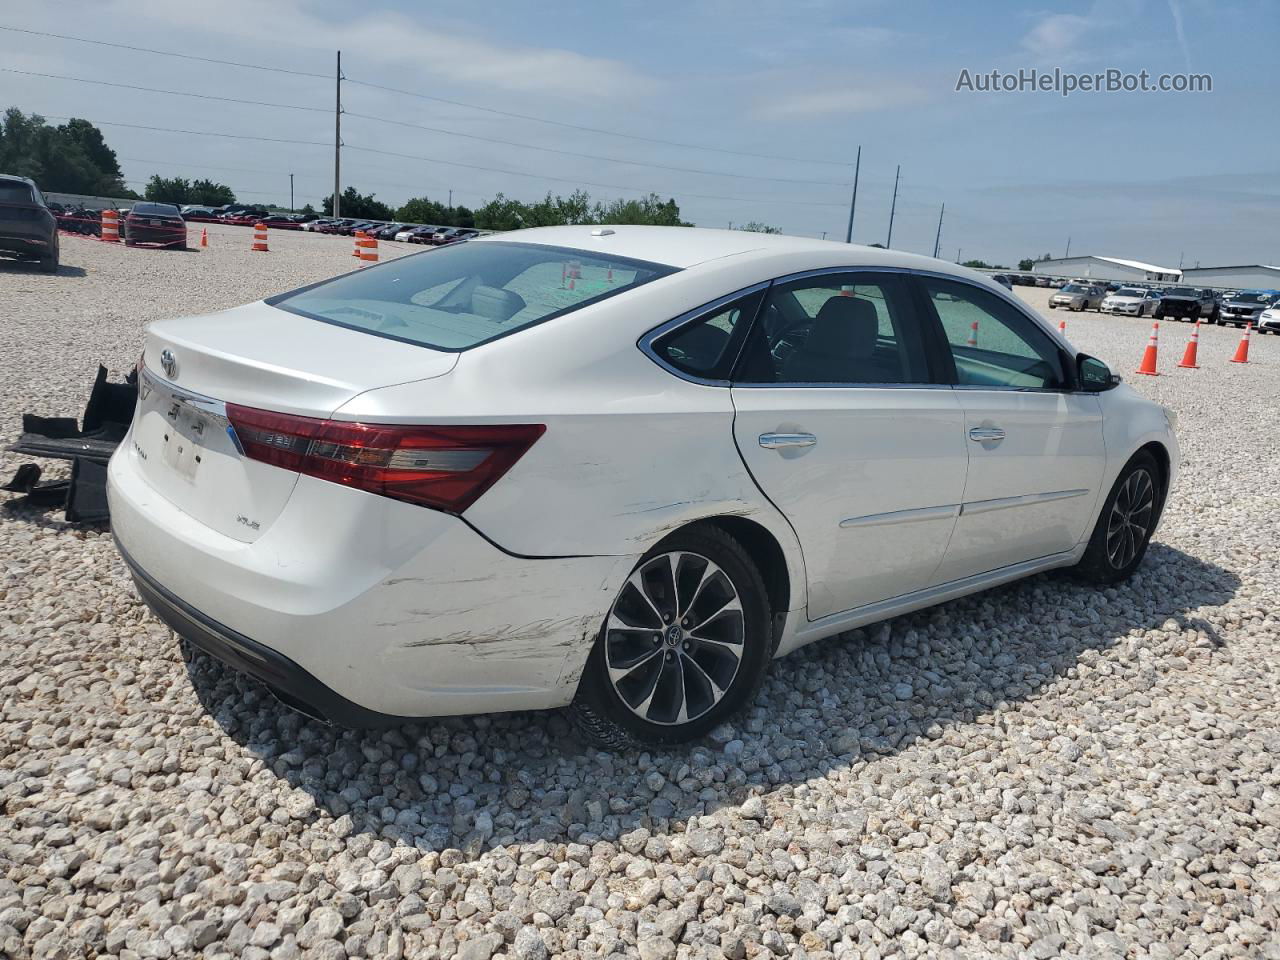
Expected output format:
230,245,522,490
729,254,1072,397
962,259,995,269
1018,258,1035,271
736,221,781,234
397,195,450,225
300,203,317,216
189,179,235,206
0,109,130,196
474,193,528,231
321,186,394,220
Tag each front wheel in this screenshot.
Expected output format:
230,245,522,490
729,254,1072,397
1074,452,1162,584
569,525,772,748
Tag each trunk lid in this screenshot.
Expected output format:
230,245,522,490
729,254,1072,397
132,301,457,542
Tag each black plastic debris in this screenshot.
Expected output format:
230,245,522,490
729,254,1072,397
3,365,137,523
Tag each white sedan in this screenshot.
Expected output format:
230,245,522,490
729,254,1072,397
1102,287,1161,316
108,227,1178,746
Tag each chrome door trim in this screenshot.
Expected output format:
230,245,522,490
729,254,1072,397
759,432,817,450
839,503,959,529
959,488,1090,517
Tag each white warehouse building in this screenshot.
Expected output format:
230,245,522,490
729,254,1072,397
1181,264,1280,289
1030,256,1182,283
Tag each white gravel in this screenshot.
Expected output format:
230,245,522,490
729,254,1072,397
2,235,1279,959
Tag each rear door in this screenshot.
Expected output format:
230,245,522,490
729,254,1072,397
730,270,968,620
915,276,1105,584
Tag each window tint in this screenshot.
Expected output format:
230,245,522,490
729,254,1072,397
922,277,1067,390
0,182,34,204
651,289,763,380
734,273,931,385
271,241,677,351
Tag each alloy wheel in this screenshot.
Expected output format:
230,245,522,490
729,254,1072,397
604,551,745,726
1106,468,1155,569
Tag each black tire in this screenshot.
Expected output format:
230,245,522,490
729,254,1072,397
1073,452,1163,585
569,524,772,748
39,253,58,274
1048,303,1056,310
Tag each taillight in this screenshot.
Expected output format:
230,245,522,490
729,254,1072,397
225,404,544,513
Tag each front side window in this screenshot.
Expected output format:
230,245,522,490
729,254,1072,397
733,273,931,385
922,277,1068,390
270,241,677,351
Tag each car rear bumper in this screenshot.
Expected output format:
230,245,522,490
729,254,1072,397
108,433,637,721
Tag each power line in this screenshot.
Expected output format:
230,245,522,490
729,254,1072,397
344,77,849,168
0,26,329,79
38,114,842,208
40,115,329,147
347,144,844,207
1,68,328,113
10,65,846,188
344,111,849,186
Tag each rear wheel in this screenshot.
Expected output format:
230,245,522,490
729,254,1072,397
570,525,772,748
1074,452,1162,584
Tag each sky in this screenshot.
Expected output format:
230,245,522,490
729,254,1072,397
1,0,1276,268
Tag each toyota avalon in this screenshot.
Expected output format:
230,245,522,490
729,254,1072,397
109,227,1178,746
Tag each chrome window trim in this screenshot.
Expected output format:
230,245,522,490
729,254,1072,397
638,264,1080,392
139,364,229,422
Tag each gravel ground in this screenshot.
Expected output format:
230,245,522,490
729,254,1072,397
1,233,1278,960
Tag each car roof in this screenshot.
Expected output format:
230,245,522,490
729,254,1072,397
469,225,984,278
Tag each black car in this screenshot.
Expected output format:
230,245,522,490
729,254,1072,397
0,174,59,272
124,202,188,248
1154,287,1218,322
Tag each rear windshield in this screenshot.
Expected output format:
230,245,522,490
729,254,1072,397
269,240,678,351
131,202,180,216
1115,288,1145,297
0,182,34,204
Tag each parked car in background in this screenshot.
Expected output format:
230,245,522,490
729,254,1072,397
179,207,219,223
260,214,302,230
302,218,336,232
431,227,480,246
1256,299,1280,334
1034,276,1053,287
124,202,188,248
372,223,412,241
989,274,1013,290
109,226,1177,745
1219,290,1280,327
1102,287,1161,317
1049,282,1105,312
394,225,428,241
0,174,58,272
405,225,443,244
1154,287,1218,322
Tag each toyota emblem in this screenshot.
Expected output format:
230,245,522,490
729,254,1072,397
160,348,178,379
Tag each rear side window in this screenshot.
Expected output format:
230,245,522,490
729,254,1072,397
650,289,764,380
734,273,932,385
270,241,677,351
0,182,34,204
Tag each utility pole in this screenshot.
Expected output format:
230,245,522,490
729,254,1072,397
448,189,453,211
932,202,945,259
1065,236,1071,258
885,164,900,248
844,145,861,244
333,50,342,217
289,173,294,213
956,247,961,262
1179,250,1184,268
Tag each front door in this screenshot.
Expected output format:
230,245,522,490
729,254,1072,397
916,275,1106,584
730,271,968,620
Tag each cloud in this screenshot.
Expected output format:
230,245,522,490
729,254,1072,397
1021,13,1095,59
754,80,928,119
1166,0,1192,70
99,0,656,100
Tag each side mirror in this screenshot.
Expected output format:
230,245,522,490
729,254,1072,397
1078,354,1120,392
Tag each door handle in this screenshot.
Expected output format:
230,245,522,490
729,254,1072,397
968,426,1006,442
759,432,817,450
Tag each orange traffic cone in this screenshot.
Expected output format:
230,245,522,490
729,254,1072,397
1135,321,1160,375
200,228,208,248
966,320,978,347
251,222,268,252
1230,322,1252,364
1178,321,1201,369
353,231,363,257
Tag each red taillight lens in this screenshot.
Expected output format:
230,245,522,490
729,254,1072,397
225,404,544,513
